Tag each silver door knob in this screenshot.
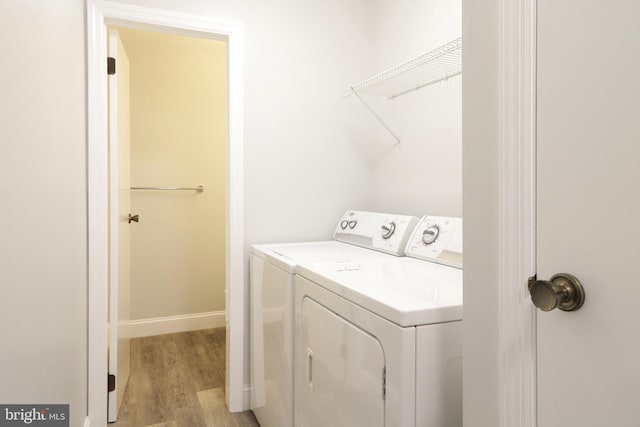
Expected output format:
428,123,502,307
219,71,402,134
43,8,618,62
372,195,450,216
528,273,585,312
128,214,139,224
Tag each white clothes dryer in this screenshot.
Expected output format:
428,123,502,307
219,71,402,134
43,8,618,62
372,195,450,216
249,211,419,427
294,216,463,427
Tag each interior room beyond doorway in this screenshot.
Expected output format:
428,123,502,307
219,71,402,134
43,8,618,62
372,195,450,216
108,25,230,422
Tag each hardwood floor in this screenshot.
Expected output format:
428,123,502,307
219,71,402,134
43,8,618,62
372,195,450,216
113,328,259,427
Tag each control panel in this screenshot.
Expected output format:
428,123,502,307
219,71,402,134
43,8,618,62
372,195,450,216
405,216,463,268
333,210,419,256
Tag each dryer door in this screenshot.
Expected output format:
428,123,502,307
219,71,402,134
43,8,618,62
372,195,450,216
298,297,385,427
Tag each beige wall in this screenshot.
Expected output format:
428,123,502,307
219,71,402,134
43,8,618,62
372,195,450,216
119,29,227,320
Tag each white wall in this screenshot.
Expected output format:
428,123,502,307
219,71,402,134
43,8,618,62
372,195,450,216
120,29,228,320
237,0,375,243
364,0,462,217
461,0,501,425
0,1,87,426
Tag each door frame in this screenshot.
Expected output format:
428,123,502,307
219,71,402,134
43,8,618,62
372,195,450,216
86,1,245,425
496,0,537,425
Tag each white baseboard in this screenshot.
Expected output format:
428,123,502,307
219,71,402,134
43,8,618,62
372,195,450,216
129,311,226,338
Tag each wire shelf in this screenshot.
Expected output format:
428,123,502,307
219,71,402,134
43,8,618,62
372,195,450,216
345,37,462,100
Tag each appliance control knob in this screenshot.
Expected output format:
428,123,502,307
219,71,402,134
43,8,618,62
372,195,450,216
381,222,396,239
422,225,440,245
340,220,349,230
348,220,357,229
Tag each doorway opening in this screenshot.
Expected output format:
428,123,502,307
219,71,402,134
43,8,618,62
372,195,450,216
107,26,229,423
87,3,245,426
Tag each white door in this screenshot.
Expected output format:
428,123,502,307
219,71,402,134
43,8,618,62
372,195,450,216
107,28,132,422
537,1,640,425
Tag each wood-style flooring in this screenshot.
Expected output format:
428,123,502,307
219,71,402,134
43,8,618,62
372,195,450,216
113,328,259,427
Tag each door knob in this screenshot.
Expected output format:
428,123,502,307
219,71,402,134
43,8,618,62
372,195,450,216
128,214,139,223
528,273,585,312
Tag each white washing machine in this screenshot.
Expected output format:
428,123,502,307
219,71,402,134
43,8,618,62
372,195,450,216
294,216,463,427
249,211,419,427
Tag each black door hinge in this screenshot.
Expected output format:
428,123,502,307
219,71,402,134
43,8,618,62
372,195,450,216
108,373,116,392
107,57,116,75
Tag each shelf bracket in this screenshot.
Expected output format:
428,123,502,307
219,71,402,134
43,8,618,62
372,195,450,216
352,89,400,145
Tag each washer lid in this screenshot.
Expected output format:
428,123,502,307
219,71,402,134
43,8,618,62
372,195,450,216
297,257,462,327
250,241,389,273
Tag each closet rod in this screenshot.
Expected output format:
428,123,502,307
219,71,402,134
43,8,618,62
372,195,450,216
131,185,204,193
